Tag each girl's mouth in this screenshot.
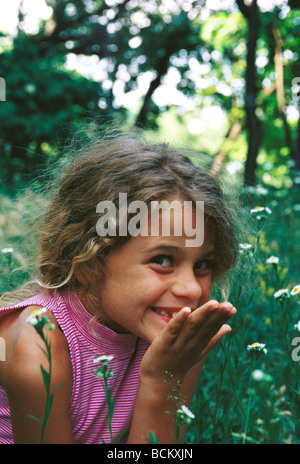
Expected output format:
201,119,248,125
150,307,180,321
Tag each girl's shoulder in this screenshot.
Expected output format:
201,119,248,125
0,305,72,392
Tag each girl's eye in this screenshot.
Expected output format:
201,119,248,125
150,255,173,267
194,260,214,274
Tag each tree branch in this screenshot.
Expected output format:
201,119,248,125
236,0,251,19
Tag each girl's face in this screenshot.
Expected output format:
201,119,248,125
94,203,215,344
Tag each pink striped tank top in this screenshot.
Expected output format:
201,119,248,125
0,291,150,444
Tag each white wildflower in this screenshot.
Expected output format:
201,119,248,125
266,256,279,264
1,247,13,253
250,206,272,221
26,308,48,326
294,321,300,332
274,288,290,300
177,405,195,424
93,355,114,364
250,206,264,214
252,369,273,383
180,405,195,420
252,369,264,381
247,342,267,356
291,285,300,296
239,243,253,255
239,243,252,250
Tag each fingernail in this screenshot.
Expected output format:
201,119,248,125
182,306,192,313
210,303,219,310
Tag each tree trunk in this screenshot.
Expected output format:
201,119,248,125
134,51,172,127
134,73,163,127
210,122,243,174
273,24,294,158
237,0,262,186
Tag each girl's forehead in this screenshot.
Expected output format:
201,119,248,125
140,200,207,245
110,217,214,258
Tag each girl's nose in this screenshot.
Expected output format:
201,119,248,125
171,268,203,302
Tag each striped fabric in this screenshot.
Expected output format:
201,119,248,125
0,292,149,444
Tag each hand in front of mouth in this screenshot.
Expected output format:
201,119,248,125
139,299,236,383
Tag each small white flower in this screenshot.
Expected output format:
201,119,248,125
247,342,265,351
291,285,300,296
93,355,114,364
26,308,48,326
274,288,290,300
239,243,252,250
252,369,273,383
294,321,300,331
250,206,264,214
266,256,279,264
1,247,13,253
239,243,253,255
180,405,195,419
177,405,195,424
247,342,267,356
250,206,272,220
252,369,264,381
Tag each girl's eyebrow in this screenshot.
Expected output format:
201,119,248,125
144,245,216,258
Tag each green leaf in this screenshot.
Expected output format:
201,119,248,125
43,394,54,425
115,426,129,444
28,414,42,425
40,365,50,392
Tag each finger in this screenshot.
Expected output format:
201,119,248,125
161,306,192,339
172,303,235,353
201,324,232,357
182,301,236,337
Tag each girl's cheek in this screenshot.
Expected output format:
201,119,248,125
143,275,168,297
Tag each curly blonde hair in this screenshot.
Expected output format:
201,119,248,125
2,130,242,307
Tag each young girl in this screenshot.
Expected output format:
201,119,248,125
0,132,239,444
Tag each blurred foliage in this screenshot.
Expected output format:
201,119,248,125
0,35,101,190
0,0,299,190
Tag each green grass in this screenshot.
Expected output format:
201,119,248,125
1,178,300,444
187,181,300,444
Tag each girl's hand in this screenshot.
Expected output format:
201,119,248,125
128,299,236,443
139,299,236,384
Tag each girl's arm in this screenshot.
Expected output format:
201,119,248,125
127,359,206,444
2,307,74,444
127,300,236,444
